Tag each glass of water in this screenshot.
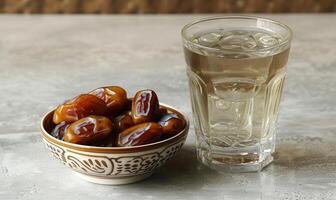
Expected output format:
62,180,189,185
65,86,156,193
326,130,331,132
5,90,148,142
181,16,292,172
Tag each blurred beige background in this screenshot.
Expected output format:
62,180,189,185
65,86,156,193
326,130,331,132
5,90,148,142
1,0,335,14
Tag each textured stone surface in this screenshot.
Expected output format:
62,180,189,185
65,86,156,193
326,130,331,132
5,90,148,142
0,15,336,200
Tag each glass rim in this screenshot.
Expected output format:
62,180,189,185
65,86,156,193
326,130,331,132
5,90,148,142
181,15,293,53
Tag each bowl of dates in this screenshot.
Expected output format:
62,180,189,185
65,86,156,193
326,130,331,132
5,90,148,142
40,86,189,185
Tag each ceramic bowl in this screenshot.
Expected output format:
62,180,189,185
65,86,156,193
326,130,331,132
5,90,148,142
40,104,189,185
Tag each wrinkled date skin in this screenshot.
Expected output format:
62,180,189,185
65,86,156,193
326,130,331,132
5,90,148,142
64,115,113,145
158,113,185,138
113,111,134,133
90,86,127,116
53,94,107,124
118,122,162,147
131,90,159,124
51,121,69,140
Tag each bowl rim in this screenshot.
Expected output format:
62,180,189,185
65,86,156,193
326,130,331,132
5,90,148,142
40,103,189,153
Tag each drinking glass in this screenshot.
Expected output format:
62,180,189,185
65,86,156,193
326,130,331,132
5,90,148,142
181,16,292,172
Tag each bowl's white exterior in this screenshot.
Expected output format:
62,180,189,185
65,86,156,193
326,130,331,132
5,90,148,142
42,137,186,185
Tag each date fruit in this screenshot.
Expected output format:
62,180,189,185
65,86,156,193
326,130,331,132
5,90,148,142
124,98,133,111
91,134,115,147
113,111,134,133
158,113,185,138
90,86,127,116
49,86,186,147
131,90,159,124
118,122,162,147
158,107,168,116
53,94,107,124
51,121,69,140
63,115,113,145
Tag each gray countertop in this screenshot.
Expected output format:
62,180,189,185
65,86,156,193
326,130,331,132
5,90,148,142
0,14,336,200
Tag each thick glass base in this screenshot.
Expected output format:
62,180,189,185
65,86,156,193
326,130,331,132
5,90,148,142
196,134,274,172
198,150,273,172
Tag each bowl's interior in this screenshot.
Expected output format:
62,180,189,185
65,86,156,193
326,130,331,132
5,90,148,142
41,103,189,153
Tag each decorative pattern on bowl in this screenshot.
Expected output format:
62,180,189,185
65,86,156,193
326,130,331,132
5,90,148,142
40,104,189,185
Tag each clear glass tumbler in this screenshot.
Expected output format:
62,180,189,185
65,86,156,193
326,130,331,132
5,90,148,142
181,16,292,172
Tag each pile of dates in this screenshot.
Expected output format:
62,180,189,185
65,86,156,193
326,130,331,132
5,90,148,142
51,86,186,147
